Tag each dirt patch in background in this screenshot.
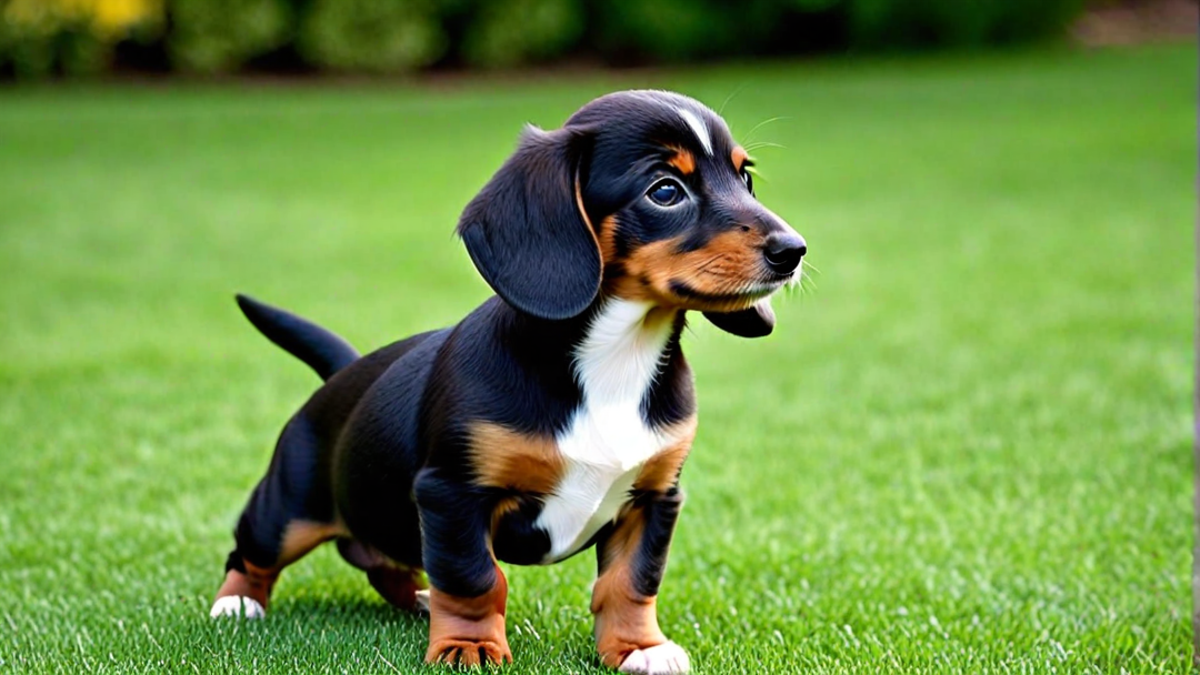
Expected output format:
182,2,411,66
1072,0,1198,46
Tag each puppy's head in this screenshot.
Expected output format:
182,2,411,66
458,90,805,337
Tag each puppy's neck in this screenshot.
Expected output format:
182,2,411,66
573,298,681,406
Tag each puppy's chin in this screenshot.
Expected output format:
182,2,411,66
611,275,788,313
688,296,764,314
684,280,786,313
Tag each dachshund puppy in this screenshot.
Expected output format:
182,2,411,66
211,90,806,674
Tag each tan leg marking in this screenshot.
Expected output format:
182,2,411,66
426,564,513,666
213,520,342,612
635,416,696,493
214,560,278,613
278,520,343,566
368,562,428,612
592,507,667,669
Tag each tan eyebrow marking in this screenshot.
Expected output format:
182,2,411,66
666,146,696,175
731,146,749,172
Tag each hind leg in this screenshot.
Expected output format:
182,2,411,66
212,518,340,618
336,538,429,613
212,417,341,618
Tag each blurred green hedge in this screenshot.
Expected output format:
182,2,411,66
0,0,1090,77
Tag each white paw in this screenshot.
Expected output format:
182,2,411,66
414,588,430,613
209,595,265,619
619,641,690,674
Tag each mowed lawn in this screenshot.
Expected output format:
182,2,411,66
0,43,1193,674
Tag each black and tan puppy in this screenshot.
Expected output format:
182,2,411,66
211,90,806,674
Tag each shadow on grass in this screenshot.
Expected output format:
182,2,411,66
201,595,610,672
268,594,429,627
193,596,430,667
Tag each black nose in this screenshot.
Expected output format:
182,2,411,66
763,232,806,275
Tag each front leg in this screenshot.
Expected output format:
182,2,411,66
592,487,688,674
414,468,513,666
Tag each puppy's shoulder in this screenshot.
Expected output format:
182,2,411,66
425,297,585,438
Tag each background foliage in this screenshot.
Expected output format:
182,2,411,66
0,0,1096,77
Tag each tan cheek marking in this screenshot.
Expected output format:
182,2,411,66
591,507,666,668
607,237,680,303
666,146,696,175
611,231,765,310
668,229,765,309
469,422,564,494
731,145,748,171
634,416,696,493
601,217,666,303
670,229,763,294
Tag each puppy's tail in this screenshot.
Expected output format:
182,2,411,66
235,294,359,381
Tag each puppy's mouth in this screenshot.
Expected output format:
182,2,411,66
667,274,791,311
763,269,799,288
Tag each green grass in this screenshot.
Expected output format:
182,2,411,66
0,43,1194,674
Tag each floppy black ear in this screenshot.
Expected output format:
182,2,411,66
457,125,600,320
702,300,776,338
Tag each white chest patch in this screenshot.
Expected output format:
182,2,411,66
536,300,684,562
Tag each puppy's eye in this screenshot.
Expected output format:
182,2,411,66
646,179,685,207
740,168,754,194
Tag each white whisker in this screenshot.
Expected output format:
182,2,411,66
743,116,791,145
744,141,786,152
718,84,748,117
